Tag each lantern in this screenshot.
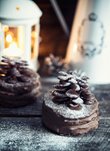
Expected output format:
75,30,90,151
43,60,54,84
0,0,42,70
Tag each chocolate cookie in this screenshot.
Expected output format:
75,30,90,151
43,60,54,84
0,57,41,107
42,70,99,135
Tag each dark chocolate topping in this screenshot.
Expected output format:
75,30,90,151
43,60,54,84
0,56,28,82
52,70,95,110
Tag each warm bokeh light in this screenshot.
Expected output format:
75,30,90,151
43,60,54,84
2,25,39,70
3,26,9,32
6,34,13,43
31,25,38,59
3,42,23,58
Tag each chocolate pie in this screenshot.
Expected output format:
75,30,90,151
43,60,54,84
0,57,41,107
42,70,99,135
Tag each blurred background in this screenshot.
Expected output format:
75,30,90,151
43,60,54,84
35,0,77,59
1,0,109,84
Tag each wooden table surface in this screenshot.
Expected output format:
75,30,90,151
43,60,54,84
0,80,110,151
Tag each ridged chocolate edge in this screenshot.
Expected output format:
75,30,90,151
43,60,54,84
42,94,99,136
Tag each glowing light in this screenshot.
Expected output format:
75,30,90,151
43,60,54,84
3,42,23,58
31,31,36,38
3,26,9,32
10,42,17,48
73,43,78,53
6,34,13,43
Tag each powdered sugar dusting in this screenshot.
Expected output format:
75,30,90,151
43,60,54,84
0,118,81,151
44,93,98,119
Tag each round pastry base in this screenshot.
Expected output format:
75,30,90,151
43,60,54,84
42,93,99,136
0,94,38,108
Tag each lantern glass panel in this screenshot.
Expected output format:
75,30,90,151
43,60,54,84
2,25,25,57
31,25,39,59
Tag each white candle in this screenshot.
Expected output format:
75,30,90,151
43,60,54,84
2,42,23,58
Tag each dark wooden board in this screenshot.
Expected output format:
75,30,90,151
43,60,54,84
0,81,110,117
0,117,109,151
0,96,42,117
0,97,109,118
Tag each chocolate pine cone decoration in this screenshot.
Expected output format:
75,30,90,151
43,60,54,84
43,70,99,135
0,57,40,107
43,54,68,76
0,57,28,82
52,70,95,110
